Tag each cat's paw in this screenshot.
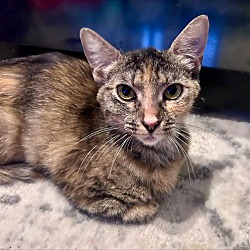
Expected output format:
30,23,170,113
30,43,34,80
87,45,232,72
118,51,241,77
122,201,159,223
81,198,159,223
84,198,128,219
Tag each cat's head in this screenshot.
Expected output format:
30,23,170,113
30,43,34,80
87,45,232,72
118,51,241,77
80,15,209,146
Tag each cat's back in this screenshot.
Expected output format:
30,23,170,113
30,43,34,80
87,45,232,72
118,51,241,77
0,52,99,115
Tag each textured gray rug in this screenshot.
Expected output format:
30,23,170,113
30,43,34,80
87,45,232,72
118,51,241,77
0,114,250,249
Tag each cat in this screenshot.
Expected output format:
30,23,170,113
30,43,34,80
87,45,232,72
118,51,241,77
0,15,209,223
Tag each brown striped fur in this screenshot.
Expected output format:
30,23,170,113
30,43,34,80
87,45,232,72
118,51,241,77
0,16,209,223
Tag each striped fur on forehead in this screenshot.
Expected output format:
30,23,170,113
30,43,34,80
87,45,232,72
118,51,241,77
124,48,168,87
106,47,197,90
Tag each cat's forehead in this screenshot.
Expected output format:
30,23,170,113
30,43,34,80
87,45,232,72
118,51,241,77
124,48,167,69
120,48,188,87
132,62,166,88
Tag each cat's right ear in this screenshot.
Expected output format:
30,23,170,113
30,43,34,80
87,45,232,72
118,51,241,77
80,28,122,84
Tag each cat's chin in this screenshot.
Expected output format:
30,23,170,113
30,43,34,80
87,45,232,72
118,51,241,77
135,134,164,146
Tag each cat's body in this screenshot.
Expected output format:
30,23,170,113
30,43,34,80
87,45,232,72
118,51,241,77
0,16,209,223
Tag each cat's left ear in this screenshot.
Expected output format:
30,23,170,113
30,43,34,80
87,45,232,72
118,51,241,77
80,28,122,84
169,15,209,69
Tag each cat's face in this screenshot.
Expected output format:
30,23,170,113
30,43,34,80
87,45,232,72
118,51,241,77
96,48,200,146
80,15,209,146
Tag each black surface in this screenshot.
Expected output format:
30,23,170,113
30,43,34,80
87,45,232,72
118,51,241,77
199,67,250,115
0,0,249,118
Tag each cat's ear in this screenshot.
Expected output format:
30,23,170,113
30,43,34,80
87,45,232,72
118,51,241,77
169,15,209,69
80,28,122,84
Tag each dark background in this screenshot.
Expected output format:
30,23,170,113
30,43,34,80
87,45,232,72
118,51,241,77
0,0,249,119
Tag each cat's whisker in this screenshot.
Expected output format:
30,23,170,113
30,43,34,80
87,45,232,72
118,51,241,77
124,134,133,159
84,127,109,137
83,133,128,179
178,122,221,143
174,135,196,181
171,136,190,181
80,133,122,177
174,129,191,142
177,122,211,134
77,140,103,176
169,136,181,159
82,126,122,141
75,126,123,145
74,128,108,145
176,124,201,133
129,136,135,153
108,134,131,178
77,139,110,177
127,134,134,154
176,124,207,138
108,134,131,179
95,133,123,168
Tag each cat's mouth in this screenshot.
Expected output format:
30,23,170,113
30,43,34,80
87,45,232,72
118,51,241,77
135,133,164,146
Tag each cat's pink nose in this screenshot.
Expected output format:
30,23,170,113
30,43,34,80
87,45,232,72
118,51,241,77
142,120,160,133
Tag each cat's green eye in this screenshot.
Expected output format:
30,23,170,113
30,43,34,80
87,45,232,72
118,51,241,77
164,84,183,100
117,85,136,101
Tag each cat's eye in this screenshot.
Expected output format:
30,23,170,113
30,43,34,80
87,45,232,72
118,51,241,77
117,85,136,101
163,84,183,100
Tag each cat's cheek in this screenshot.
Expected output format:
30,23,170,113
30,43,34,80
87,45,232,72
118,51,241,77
108,119,125,129
163,100,189,122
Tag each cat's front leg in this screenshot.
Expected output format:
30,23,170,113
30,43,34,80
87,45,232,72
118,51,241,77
57,174,159,223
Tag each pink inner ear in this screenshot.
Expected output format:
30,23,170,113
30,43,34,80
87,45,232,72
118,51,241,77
169,15,209,60
80,27,122,84
171,32,207,59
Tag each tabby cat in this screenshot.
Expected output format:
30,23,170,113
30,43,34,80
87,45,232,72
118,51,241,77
0,15,209,223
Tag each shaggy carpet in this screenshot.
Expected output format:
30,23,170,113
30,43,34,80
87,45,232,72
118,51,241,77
0,113,249,249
